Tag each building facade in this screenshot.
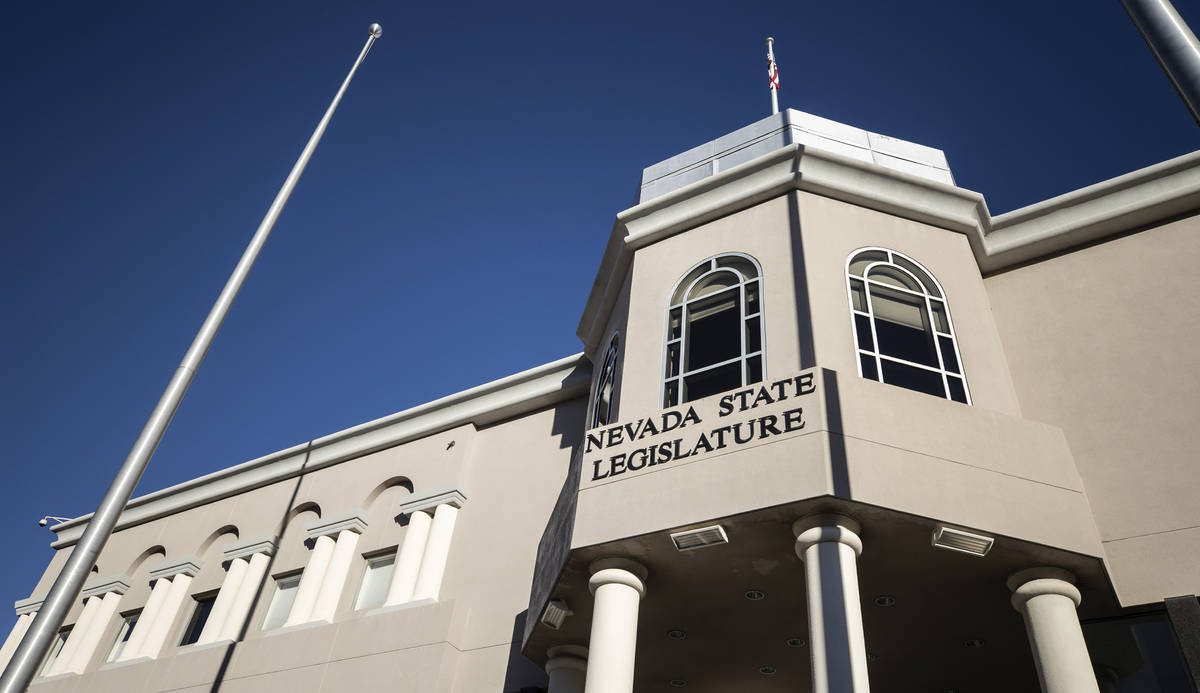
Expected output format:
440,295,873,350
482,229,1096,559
3,110,1199,692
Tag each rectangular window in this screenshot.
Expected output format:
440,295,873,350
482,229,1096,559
262,574,302,630
106,612,140,662
39,627,70,676
355,551,397,611
178,594,217,646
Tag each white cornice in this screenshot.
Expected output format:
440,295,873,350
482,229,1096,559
398,488,467,515
223,535,278,561
82,575,131,598
14,597,43,616
148,557,202,581
51,354,591,549
307,511,368,539
576,144,1200,355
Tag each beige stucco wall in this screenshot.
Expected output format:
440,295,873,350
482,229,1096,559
22,397,585,693
985,213,1200,605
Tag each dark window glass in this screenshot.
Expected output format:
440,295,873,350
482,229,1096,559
179,595,217,646
860,353,878,381
854,314,874,351
938,336,959,374
947,376,967,403
880,360,945,398
685,289,741,370
746,316,761,353
663,380,678,408
1082,613,1193,692
684,363,741,402
666,343,680,378
668,308,682,340
746,355,762,385
745,280,760,315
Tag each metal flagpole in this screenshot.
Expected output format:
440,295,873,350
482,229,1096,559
1119,0,1200,125
767,37,780,115
0,22,383,693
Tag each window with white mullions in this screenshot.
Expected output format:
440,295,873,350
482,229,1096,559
846,248,969,404
663,254,765,407
590,334,620,428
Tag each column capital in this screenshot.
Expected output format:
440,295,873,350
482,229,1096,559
1008,567,1081,610
81,574,131,598
224,535,279,561
148,556,202,581
546,644,589,674
307,510,368,539
14,596,43,616
399,487,468,515
793,514,863,558
588,558,647,598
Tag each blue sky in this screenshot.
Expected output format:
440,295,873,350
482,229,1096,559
1,1,1196,615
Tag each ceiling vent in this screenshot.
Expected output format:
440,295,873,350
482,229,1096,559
931,525,994,557
670,525,729,551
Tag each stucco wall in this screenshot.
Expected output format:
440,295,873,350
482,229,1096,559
985,213,1200,606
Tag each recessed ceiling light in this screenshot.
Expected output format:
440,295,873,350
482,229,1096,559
745,589,765,601
669,680,687,688
873,595,896,607
786,637,806,648
758,665,777,676
667,629,687,640
964,639,985,649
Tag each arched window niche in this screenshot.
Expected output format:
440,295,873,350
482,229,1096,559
590,333,620,428
662,253,765,407
846,247,970,404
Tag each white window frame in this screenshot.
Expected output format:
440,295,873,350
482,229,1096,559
845,247,970,404
590,333,620,429
661,253,765,407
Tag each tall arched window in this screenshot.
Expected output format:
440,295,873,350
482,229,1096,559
846,248,970,403
663,254,764,407
591,333,620,428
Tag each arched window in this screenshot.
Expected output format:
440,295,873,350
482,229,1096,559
846,248,969,403
591,333,620,428
663,254,764,407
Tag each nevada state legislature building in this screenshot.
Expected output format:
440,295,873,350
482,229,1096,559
4,109,1200,693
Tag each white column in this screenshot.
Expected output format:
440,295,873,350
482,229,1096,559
384,510,432,606
583,558,646,693
412,504,458,602
310,529,362,622
793,514,870,693
64,590,123,674
139,574,193,659
118,577,170,661
1008,568,1101,693
0,611,36,671
284,533,336,627
196,556,248,645
49,595,102,675
546,645,588,693
218,551,271,641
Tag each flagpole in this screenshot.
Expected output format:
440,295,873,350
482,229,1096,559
767,37,780,115
0,22,383,693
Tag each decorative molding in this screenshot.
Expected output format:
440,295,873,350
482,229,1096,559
223,535,279,561
81,575,131,598
307,511,368,539
14,596,43,615
148,557,202,581
50,354,591,549
575,142,1200,355
398,488,468,516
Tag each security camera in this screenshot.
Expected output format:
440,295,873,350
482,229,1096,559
38,518,47,527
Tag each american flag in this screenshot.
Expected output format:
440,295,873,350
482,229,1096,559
767,45,780,91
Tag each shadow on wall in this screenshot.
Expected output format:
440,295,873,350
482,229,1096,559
206,442,315,693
